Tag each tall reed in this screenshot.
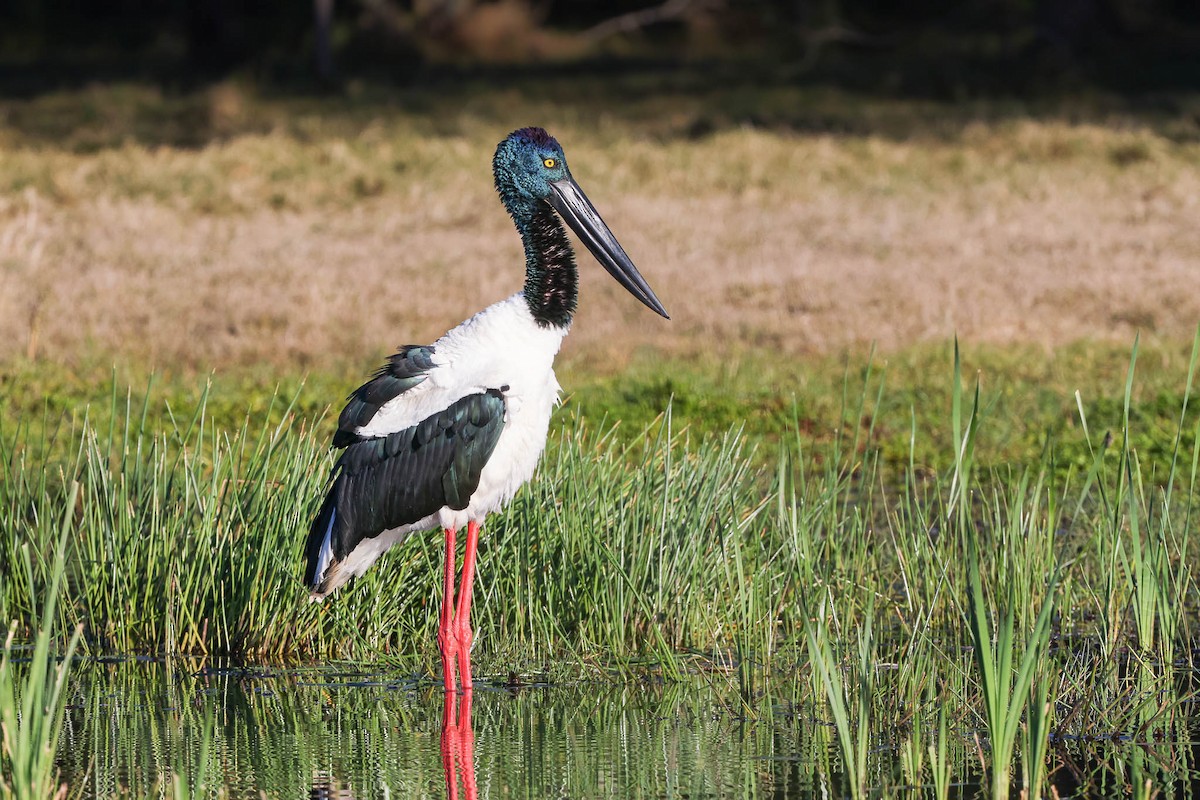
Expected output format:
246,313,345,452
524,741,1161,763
802,596,875,800
1,334,1198,740
952,351,1059,800
0,483,82,799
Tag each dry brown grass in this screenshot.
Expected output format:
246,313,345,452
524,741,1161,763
2,89,1199,375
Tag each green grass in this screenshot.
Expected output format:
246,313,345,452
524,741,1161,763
0,482,81,800
2,337,1200,795
4,72,1199,798
7,337,1200,478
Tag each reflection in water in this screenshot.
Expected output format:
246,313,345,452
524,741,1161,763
52,659,1200,798
311,772,357,799
58,660,846,798
441,691,477,800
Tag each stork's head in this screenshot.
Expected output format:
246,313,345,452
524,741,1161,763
493,127,669,319
493,126,569,208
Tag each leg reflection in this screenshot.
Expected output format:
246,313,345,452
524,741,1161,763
441,690,477,800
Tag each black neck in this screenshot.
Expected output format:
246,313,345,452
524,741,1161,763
520,204,578,328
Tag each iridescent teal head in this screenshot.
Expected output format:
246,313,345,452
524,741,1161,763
493,127,669,319
493,127,569,210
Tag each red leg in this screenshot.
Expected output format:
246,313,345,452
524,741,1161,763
438,527,458,692
440,691,460,800
441,690,478,800
458,690,478,800
455,520,481,690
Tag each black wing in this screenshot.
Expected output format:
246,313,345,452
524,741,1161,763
333,345,437,448
304,389,507,587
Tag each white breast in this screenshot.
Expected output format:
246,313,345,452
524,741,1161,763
355,295,561,429
354,292,567,529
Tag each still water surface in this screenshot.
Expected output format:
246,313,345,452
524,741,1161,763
53,659,1198,798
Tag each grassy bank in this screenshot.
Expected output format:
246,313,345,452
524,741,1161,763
2,330,1199,796
5,336,1200,479
3,337,1198,662
3,337,1199,797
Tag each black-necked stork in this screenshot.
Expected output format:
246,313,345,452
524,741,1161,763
303,127,669,691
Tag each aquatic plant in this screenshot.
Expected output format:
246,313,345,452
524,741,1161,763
0,337,1198,797
0,483,81,800
964,525,1057,800
803,595,875,800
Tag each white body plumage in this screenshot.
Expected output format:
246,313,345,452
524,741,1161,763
310,293,567,596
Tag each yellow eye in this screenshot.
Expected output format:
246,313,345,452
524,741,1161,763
543,158,557,168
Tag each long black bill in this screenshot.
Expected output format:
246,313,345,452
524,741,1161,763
548,177,669,319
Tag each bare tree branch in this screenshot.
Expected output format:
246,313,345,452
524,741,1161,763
786,24,895,76
582,0,718,43
314,0,335,80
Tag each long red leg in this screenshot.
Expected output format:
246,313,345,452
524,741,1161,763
441,690,478,800
458,690,478,799
438,526,458,692
455,520,481,690
440,690,459,800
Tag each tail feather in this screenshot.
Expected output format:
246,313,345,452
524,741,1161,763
304,489,338,592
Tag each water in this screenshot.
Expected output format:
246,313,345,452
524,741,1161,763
53,659,1200,799
59,660,843,798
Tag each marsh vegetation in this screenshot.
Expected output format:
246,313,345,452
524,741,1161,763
3,81,1200,797
4,337,1200,796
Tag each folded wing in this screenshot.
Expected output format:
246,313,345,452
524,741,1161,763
305,383,507,592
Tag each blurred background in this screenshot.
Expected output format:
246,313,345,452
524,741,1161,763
5,10,1200,797
3,0,1200,94
1,0,1199,447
